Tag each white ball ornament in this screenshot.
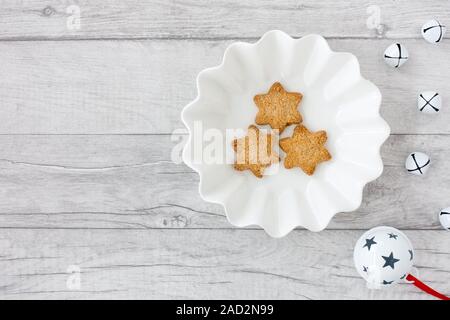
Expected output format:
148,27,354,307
405,152,430,176
418,91,442,113
354,227,414,287
384,43,408,68
422,19,446,44
439,208,450,230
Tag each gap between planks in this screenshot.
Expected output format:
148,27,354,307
0,227,441,231
0,35,425,42
0,133,448,136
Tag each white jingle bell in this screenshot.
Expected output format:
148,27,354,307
422,19,446,44
354,226,414,287
384,43,408,68
418,91,442,114
405,152,430,176
439,208,450,230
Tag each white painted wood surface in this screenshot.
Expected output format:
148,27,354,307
0,1,449,300
0,230,448,299
0,0,449,40
0,134,449,230
0,39,449,134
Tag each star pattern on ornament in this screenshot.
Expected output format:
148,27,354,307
388,233,398,240
279,125,331,175
382,280,394,285
382,252,400,269
409,250,413,261
254,82,303,133
363,236,377,251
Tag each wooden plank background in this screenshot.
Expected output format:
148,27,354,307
0,0,449,40
0,0,449,299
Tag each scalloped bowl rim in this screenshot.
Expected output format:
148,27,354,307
181,30,390,237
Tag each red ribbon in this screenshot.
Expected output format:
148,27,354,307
406,274,449,300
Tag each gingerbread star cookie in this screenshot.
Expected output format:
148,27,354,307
254,82,303,133
280,125,331,175
232,125,280,178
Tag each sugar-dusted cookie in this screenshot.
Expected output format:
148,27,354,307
254,82,302,133
232,125,280,178
279,125,331,175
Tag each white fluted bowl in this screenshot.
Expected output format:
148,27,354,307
182,31,390,237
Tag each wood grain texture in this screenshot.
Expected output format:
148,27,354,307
0,39,449,134
0,0,449,301
0,134,447,230
0,0,448,40
0,229,448,299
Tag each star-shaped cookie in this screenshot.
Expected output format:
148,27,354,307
232,125,280,178
279,125,331,175
254,82,303,133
